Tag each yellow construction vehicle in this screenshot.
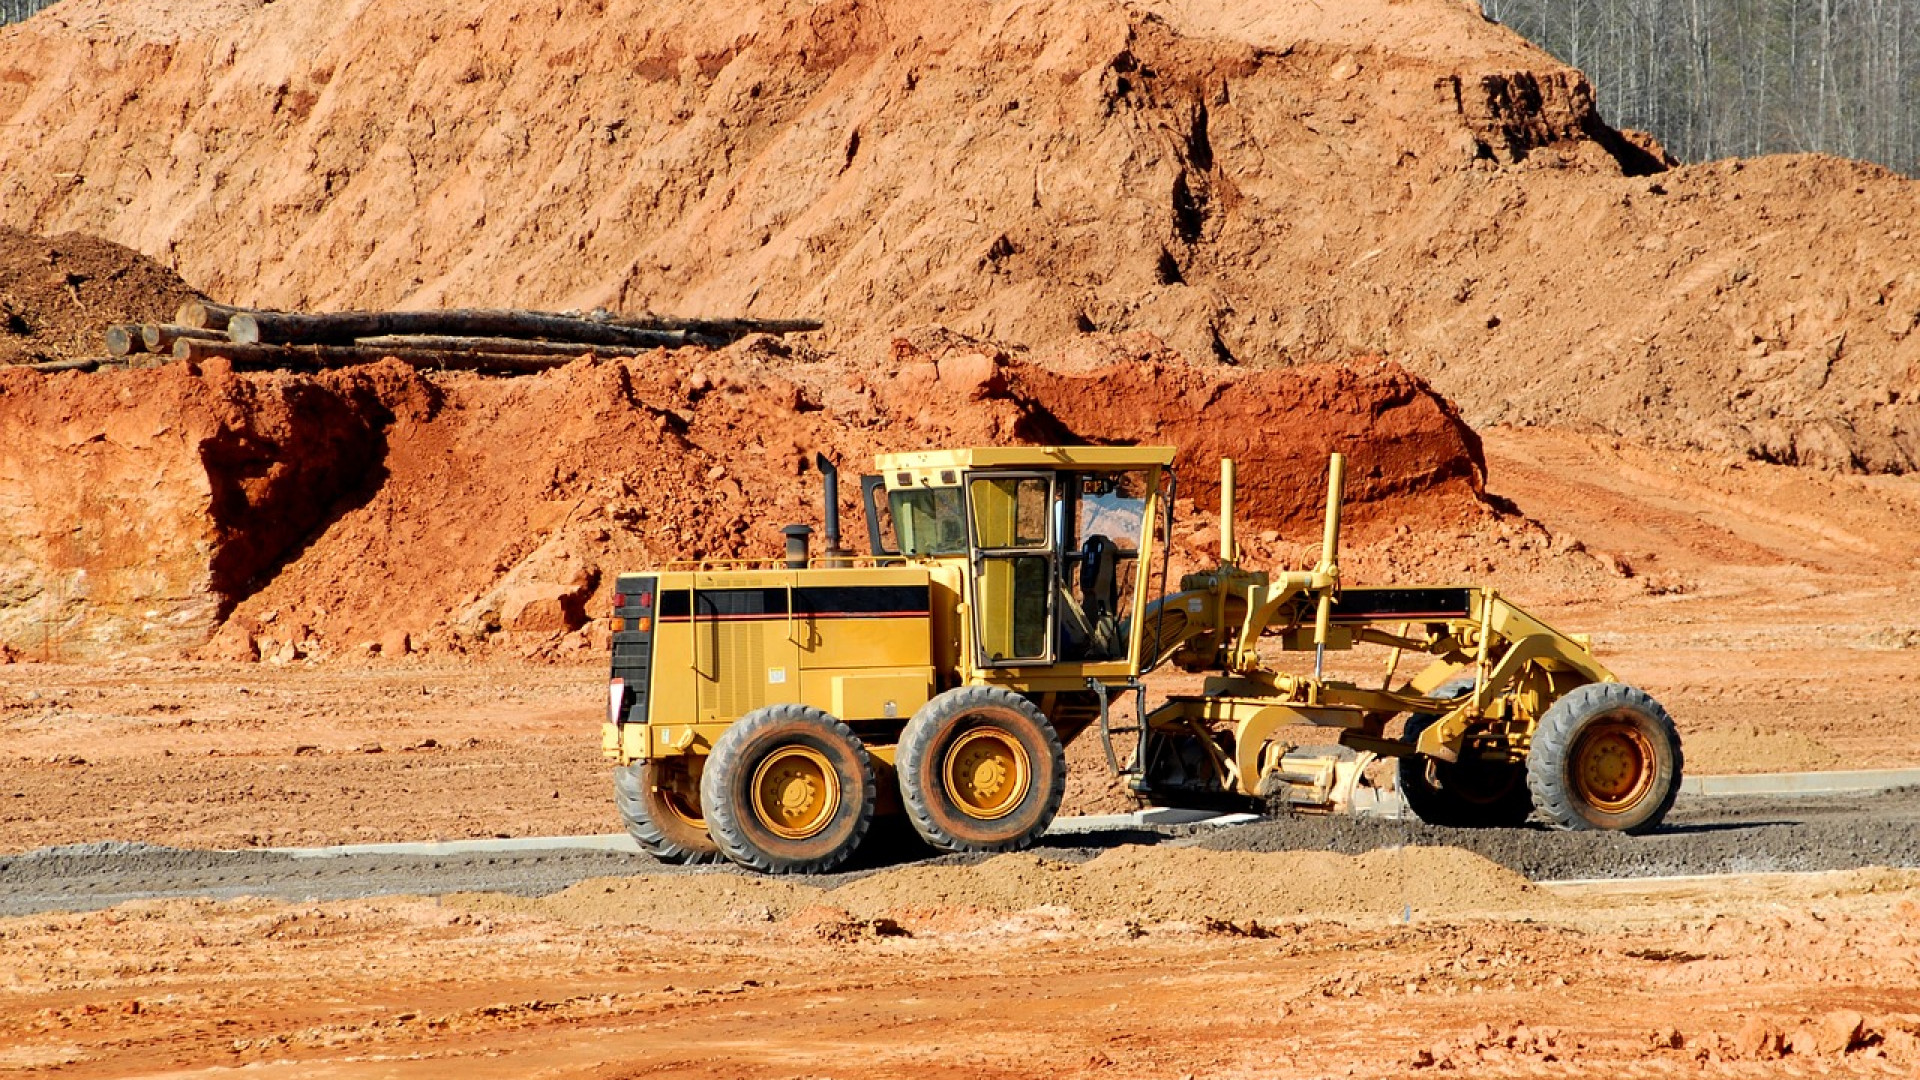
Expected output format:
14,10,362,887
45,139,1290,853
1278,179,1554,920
604,447,1682,873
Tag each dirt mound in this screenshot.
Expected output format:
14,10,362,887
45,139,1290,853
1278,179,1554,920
0,344,1481,658
502,845,1536,926
0,229,200,365
1,0,1914,471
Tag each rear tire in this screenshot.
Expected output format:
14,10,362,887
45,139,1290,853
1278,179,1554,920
700,704,875,874
614,760,723,864
897,686,1066,853
1526,682,1682,834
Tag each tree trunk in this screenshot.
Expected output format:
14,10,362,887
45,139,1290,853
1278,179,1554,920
142,324,226,353
24,357,106,373
174,338,600,374
175,300,246,331
104,325,145,356
352,335,660,358
228,307,806,349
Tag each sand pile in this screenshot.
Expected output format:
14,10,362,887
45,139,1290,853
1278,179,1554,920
504,845,1537,927
0,229,199,366
1,0,1916,470
0,341,1483,659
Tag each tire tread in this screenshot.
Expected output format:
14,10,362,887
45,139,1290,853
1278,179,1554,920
614,762,723,865
1526,682,1683,835
898,686,1066,854
700,703,875,874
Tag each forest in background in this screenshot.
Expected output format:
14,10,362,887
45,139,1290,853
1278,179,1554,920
1484,0,1919,176
0,0,53,24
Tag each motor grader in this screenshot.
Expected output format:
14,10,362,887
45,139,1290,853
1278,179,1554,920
603,447,1682,873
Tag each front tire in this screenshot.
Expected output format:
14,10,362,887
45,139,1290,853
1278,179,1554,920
1526,682,1682,834
897,686,1066,853
700,704,875,874
614,760,723,864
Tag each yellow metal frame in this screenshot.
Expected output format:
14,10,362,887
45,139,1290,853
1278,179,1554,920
608,443,1622,814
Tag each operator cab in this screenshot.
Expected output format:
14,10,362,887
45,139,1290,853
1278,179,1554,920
865,447,1174,672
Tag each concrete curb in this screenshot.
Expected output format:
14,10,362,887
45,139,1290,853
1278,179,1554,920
1680,767,1920,797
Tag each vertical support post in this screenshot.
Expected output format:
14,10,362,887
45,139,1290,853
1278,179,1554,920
1311,453,1346,683
1219,457,1237,565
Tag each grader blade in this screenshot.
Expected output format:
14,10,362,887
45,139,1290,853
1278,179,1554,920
1255,747,1377,814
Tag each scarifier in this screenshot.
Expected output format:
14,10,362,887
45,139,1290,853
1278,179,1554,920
604,447,1682,873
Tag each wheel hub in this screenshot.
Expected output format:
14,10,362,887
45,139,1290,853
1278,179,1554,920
1572,714,1655,811
750,746,839,840
943,729,1031,820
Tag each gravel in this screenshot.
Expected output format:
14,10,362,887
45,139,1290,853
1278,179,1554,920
4,789,1918,917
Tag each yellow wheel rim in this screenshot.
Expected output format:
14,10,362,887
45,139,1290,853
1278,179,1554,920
1571,714,1656,812
653,782,705,830
942,728,1031,821
749,746,839,840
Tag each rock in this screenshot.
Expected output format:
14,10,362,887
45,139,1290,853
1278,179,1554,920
1817,1009,1866,1055
203,620,260,662
935,350,1002,397
379,628,411,658
498,584,575,633
1734,1016,1784,1060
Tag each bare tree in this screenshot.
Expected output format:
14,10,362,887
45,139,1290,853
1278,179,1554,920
1481,0,1920,176
1,0,62,24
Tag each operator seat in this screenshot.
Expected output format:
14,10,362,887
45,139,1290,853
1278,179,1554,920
1069,535,1121,660
1079,535,1120,624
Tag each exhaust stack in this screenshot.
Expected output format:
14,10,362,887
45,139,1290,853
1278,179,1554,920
814,453,853,568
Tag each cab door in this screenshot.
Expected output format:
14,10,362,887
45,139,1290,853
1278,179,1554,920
965,471,1057,667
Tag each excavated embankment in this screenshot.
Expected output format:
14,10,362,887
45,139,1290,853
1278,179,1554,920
1,0,1915,471
0,342,1485,659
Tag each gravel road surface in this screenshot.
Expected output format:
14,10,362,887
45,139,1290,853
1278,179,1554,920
5,788,1917,917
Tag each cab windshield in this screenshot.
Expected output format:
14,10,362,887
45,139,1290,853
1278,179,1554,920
889,487,967,556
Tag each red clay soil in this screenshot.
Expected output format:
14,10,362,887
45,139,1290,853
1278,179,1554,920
0,336,1485,659
1,0,1915,470
0,228,199,365
1,867,1918,1078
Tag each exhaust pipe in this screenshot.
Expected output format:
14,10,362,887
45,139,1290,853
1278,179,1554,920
814,453,852,568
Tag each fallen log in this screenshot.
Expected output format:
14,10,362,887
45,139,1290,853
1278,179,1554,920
354,335,658,358
174,338,602,374
24,357,107,373
105,324,146,357
611,315,822,336
142,324,225,353
175,300,246,331
229,309,723,349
